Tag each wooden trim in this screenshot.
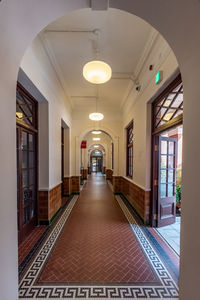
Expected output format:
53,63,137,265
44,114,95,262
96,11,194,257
16,82,38,131
152,114,183,135
151,73,183,227
17,83,38,242
152,73,182,106
126,120,133,178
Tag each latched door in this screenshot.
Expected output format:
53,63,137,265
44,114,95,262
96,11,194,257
157,136,177,227
17,127,37,242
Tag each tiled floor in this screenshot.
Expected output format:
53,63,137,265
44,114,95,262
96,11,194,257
156,217,181,255
19,174,179,299
18,225,47,265
38,174,157,284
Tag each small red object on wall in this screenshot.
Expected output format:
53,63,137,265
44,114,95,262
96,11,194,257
149,64,153,71
81,140,87,148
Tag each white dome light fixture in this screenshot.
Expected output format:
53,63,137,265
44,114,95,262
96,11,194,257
92,130,102,134
93,137,100,141
83,60,112,84
89,112,104,121
94,145,99,148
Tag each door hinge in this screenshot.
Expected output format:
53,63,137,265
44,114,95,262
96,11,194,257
153,213,157,220
154,145,158,151
154,179,158,186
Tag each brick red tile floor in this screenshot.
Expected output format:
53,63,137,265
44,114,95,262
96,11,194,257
37,174,159,285
18,226,47,265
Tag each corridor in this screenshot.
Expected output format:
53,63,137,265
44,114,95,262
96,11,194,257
19,174,179,299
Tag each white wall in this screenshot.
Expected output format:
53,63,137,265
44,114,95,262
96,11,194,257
122,48,178,190
38,102,49,189
20,36,73,189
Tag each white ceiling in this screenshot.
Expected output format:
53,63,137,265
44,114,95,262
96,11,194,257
41,8,156,109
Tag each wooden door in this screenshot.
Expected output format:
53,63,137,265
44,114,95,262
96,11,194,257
61,127,64,196
157,136,177,227
17,126,37,242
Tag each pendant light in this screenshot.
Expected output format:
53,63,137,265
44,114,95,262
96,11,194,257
89,112,104,121
83,60,112,84
83,29,112,84
92,130,102,134
89,86,104,121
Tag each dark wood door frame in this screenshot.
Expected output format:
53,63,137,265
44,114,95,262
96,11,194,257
61,127,64,196
17,83,38,242
150,74,183,227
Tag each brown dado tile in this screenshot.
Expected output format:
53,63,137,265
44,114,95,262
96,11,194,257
113,176,150,224
63,177,71,195
38,184,62,222
81,169,88,180
70,176,80,193
106,169,113,180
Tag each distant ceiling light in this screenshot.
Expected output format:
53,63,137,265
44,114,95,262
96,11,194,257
93,137,100,141
16,112,23,119
94,145,99,148
89,112,104,121
83,60,112,84
163,112,173,121
92,130,102,134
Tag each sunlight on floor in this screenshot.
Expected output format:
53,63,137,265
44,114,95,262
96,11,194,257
156,217,180,255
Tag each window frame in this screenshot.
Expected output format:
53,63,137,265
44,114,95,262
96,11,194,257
126,120,133,178
152,74,183,135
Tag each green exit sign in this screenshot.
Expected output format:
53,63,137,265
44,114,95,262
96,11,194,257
155,71,163,84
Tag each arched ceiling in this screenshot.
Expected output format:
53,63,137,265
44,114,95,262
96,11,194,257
39,8,160,110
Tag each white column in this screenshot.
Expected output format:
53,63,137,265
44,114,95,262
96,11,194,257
113,136,119,176
75,136,80,175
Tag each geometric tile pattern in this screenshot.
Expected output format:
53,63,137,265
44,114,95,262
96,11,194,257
37,180,157,285
18,226,47,265
19,193,179,299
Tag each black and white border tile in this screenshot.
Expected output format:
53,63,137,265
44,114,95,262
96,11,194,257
19,195,179,299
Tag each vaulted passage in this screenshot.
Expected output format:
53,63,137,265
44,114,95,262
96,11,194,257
19,174,179,298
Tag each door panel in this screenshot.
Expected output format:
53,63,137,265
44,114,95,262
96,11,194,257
157,136,177,227
17,126,37,242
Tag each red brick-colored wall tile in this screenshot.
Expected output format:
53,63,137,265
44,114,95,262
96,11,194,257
81,169,88,180
71,176,80,193
113,176,150,223
106,169,113,180
49,184,61,220
38,184,62,222
63,177,71,195
38,191,49,220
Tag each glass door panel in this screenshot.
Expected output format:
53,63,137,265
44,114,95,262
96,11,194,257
17,127,37,241
158,137,177,227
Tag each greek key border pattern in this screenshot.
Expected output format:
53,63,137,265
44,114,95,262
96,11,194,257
19,194,179,299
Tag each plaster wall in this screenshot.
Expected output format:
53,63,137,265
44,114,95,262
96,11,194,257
20,37,73,189
122,50,178,190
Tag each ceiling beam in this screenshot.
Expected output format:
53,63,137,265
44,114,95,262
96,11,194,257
91,0,109,11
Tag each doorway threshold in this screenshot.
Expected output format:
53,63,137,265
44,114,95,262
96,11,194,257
155,217,180,255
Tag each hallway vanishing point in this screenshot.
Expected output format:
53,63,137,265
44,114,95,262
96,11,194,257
19,174,179,299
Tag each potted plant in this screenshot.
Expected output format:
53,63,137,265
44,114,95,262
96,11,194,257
176,184,181,214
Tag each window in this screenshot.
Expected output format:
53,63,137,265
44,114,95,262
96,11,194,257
126,121,133,177
16,84,37,129
152,74,183,134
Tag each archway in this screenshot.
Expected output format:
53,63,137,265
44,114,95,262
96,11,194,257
0,2,200,300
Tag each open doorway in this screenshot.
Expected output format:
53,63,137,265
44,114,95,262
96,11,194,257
90,150,103,173
156,125,182,254
151,74,183,254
